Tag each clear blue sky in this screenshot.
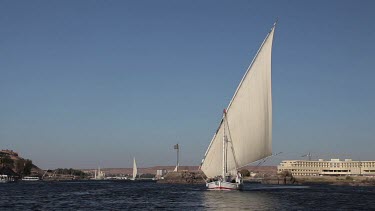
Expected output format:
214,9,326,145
1,1,374,169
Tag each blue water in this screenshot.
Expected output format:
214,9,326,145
0,181,374,210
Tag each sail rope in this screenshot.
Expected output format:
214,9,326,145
224,116,240,170
252,152,282,171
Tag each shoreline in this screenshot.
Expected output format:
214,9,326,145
260,175,375,186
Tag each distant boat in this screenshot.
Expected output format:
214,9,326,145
0,176,6,183
131,157,138,180
22,176,40,181
200,22,276,190
0,175,11,183
0,167,18,183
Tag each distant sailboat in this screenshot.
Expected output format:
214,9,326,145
173,144,180,172
200,22,276,190
131,157,137,180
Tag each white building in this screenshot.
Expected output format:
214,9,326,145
278,159,375,176
156,169,167,178
93,167,105,180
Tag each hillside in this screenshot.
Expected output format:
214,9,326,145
0,149,43,176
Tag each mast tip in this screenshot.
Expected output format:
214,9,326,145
274,18,279,26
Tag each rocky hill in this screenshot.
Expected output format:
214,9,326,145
0,149,43,176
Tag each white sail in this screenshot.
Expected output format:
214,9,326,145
201,24,275,178
132,157,137,180
173,164,179,172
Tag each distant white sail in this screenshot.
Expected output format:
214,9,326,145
173,165,179,172
201,25,275,178
132,157,137,180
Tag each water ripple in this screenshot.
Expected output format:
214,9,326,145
0,181,374,210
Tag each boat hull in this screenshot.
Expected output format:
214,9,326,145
21,177,40,181
206,181,243,190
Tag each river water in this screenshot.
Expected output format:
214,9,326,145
0,181,374,210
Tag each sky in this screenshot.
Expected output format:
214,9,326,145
1,0,375,169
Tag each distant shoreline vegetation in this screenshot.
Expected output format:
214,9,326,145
45,168,88,179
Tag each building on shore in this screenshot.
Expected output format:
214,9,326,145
93,167,105,180
156,169,167,179
278,159,375,176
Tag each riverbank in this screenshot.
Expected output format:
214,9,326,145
260,175,375,186
157,171,205,184
294,175,375,186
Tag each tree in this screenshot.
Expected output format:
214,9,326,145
279,170,292,177
54,168,87,178
15,159,25,175
23,160,33,176
0,155,14,168
239,169,250,177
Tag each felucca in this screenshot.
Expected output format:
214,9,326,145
200,22,276,190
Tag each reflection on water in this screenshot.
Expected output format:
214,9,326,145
203,189,278,210
202,183,375,210
201,184,310,210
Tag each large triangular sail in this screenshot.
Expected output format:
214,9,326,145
201,24,275,178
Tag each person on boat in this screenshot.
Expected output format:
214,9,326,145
235,171,242,183
213,176,218,181
207,177,215,183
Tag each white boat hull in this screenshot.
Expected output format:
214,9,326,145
22,177,40,181
206,181,243,190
